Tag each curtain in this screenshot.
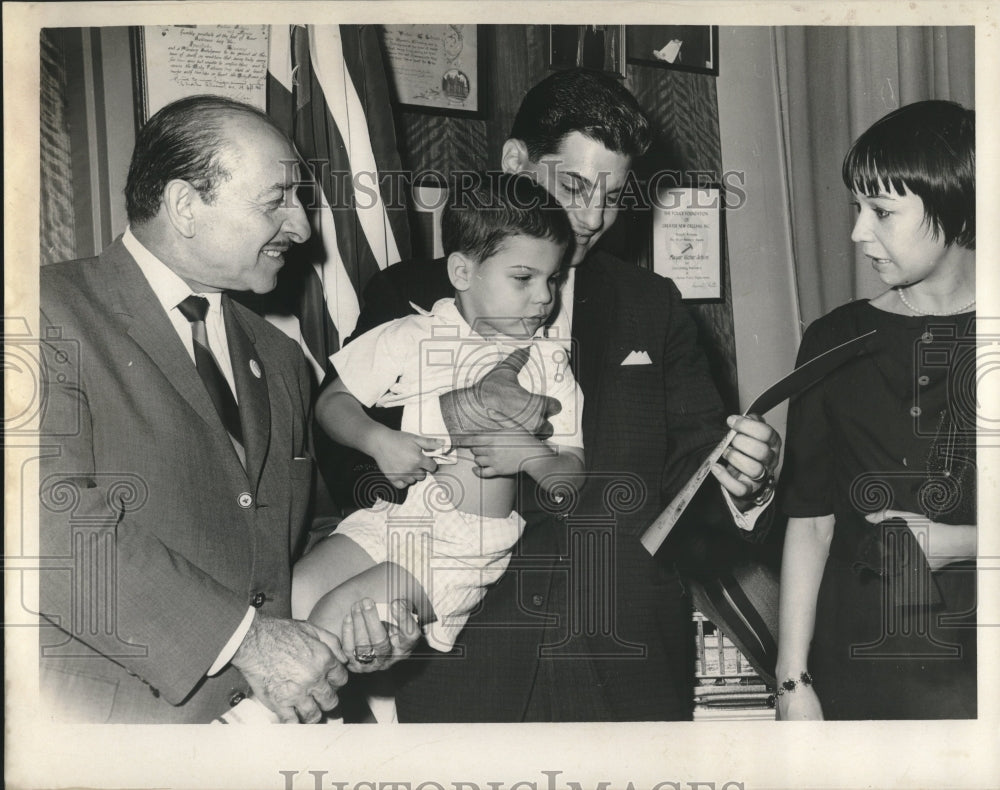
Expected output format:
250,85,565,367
260,24,411,381
776,27,974,327
40,29,78,267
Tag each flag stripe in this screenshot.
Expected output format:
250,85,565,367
308,26,401,269
263,23,409,373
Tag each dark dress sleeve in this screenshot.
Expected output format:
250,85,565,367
779,317,837,518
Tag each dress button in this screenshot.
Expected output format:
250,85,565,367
921,331,934,343
251,592,266,608
910,406,922,417
237,492,253,508
532,594,544,607
918,375,930,386
229,691,246,707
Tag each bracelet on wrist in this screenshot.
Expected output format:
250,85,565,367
774,671,813,697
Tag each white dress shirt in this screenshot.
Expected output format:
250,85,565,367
122,228,255,676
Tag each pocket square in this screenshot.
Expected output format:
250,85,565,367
621,350,653,366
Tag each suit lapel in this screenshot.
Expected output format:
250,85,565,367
224,297,270,490
104,241,225,437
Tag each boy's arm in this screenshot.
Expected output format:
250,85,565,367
316,379,441,489
466,430,584,493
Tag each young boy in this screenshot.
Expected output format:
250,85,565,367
293,174,584,657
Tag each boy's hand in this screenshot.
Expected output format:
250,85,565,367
370,428,442,489
463,429,544,478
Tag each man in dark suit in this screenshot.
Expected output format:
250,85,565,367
37,96,409,723
337,70,782,720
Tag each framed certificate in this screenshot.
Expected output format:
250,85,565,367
377,24,485,118
130,25,269,128
651,186,723,301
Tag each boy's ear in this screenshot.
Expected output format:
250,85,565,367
447,251,474,291
501,138,531,175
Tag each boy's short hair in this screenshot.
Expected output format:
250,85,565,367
442,172,572,263
510,69,652,162
842,100,975,249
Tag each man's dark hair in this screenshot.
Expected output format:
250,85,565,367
842,99,975,249
510,69,652,161
442,172,572,263
125,94,287,225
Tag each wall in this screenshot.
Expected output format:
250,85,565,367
717,26,801,440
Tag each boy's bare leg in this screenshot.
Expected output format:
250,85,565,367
307,559,433,639
291,534,377,619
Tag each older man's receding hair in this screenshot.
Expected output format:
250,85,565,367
124,95,288,225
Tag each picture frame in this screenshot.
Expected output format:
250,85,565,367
651,185,724,301
377,24,486,119
548,25,626,77
626,25,719,76
129,25,270,131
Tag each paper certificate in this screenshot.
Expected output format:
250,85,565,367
652,186,722,300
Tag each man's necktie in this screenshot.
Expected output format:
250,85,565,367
177,295,244,446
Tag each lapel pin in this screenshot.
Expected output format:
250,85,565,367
249,359,262,378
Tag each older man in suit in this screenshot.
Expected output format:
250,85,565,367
38,96,408,723
334,69,782,721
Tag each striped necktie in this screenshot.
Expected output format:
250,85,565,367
177,295,244,446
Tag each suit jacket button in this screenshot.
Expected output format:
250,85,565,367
237,492,253,509
532,594,544,607
229,691,246,707
251,592,266,608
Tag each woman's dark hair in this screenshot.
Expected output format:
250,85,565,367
442,172,572,263
510,68,652,161
125,94,286,225
842,100,975,249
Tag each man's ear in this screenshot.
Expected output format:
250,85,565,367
501,138,531,175
447,251,474,291
162,179,198,238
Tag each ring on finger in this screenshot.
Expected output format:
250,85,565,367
748,467,768,483
353,645,377,664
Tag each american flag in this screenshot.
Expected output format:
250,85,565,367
263,24,411,381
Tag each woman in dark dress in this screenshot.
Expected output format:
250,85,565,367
776,100,977,720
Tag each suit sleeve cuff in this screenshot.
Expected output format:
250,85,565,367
721,486,771,532
208,607,256,676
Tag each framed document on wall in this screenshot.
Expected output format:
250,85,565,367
652,186,723,301
377,24,485,118
627,25,719,76
130,25,269,128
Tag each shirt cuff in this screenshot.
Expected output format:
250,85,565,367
721,485,772,532
208,607,256,676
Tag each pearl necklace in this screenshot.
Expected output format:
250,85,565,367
897,287,976,316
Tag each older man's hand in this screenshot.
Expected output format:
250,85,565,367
230,614,348,723
441,347,561,441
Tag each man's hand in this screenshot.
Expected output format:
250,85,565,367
710,414,782,501
441,347,561,440
340,598,422,673
369,428,442,489
230,614,348,723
